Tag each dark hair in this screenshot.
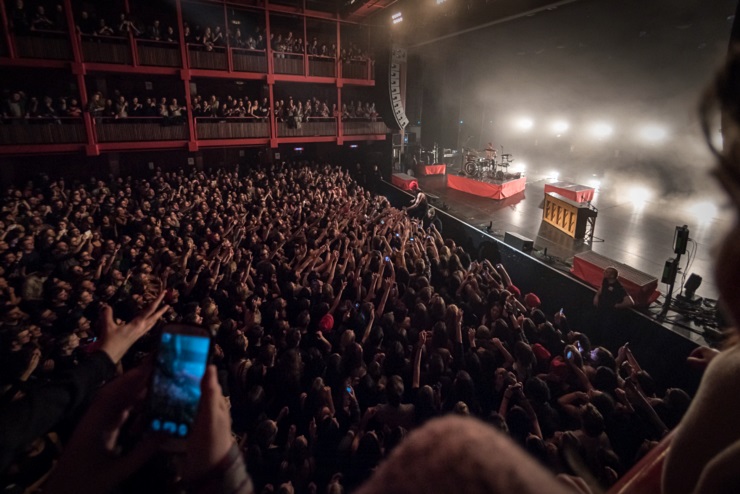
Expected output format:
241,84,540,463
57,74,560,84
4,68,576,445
581,403,605,437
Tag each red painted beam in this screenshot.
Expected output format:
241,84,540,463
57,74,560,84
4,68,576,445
96,141,190,152
83,63,180,76
0,143,85,156
273,74,336,84
0,57,68,69
342,134,387,141
188,69,267,81
276,136,337,144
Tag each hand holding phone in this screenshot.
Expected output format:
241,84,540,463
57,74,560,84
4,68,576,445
147,324,211,440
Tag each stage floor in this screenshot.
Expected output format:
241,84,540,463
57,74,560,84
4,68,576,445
418,171,729,306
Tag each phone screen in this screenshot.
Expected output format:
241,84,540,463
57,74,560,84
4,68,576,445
566,350,573,360
346,386,352,393
148,327,210,438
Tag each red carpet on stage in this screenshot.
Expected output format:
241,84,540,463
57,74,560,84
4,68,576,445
447,174,526,200
571,251,660,307
391,173,418,191
544,181,595,203
420,164,446,176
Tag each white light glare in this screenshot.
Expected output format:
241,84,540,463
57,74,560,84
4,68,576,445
392,12,402,19
640,125,668,143
551,120,570,134
588,179,601,189
685,200,718,223
392,16,403,24
512,162,527,173
590,122,613,139
625,185,653,205
548,170,560,181
436,0,447,4
515,117,534,131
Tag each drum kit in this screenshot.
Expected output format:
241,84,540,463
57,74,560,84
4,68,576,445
461,148,518,181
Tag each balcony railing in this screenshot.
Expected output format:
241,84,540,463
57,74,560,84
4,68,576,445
277,118,336,137
81,34,132,64
137,39,181,67
15,30,72,60
195,117,269,139
232,48,267,73
342,59,373,80
94,116,188,142
0,117,85,145
273,52,304,75
308,55,336,77
342,120,388,135
187,44,227,70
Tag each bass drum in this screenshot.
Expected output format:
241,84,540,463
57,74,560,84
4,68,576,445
463,161,479,177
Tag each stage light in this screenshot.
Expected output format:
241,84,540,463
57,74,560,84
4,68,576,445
392,12,403,23
684,199,718,224
551,120,569,134
515,117,534,131
459,120,464,124
547,170,560,181
349,144,358,149
512,162,527,173
590,122,613,140
625,185,653,205
588,179,601,189
294,147,304,151
436,0,447,3
639,125,668,143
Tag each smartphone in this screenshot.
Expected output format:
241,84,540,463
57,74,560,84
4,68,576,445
147,324,211,439
566,350,573,360
381,220,385,225
410,237,414,242
80,336,98,345
384,256,390,262
395,233,400,237
575,341,583,352
559,308,564,316
346,386,352,394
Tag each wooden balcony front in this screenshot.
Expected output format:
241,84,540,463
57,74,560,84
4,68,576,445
0,118,86,145
94,117,189,142
15,31,72,60
195,118,270,139
277,119,336,137
81,35,132,64
137,39,181,67
342,120,388,135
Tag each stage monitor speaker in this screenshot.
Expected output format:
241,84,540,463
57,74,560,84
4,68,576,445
504,231,534,253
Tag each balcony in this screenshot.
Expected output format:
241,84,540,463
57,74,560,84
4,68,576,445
308,55,336,77
0,117,85,145
137,39,181,67
342,59,373,80
273,52,304,75
187,44,227,71
277,118,336,137
342,120,388,135
195,117,270,139
94,117,188,142
81,34,132,64
232,48,268,73
15,30,72,60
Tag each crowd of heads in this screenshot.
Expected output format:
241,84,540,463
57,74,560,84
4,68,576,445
1,89,82,121
0,160,692,492
9,0,66,34
86,90,185,122
191,94,269,120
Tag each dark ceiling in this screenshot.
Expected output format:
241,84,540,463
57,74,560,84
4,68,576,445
363,0,582,45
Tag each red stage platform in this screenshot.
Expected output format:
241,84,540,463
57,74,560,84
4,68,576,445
544,181,595,203
391,173,418,191
447,174,526,200
571,250,661,307
420,164,446,176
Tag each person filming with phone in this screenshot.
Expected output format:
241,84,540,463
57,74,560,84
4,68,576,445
593,267,634,310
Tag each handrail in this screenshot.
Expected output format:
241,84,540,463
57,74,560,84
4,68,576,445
187,43,227,52
194,116,266,121
308,54,336,60
80,33,129,41
231,47,266,53
23,28,68,36
135,38,179,46
1,116,83,121
94,116,179,123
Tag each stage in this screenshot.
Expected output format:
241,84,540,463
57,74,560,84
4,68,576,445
415,170,724,307
447,174,526,200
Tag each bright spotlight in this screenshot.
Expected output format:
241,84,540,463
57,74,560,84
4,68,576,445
685,200,718,223
512,162,527,173
588,179,601,189
625,185,653,205
515,117,534,131
547,170,560,181
590,122,613,140
392,12,403,23
551,120,570,134
640,125,668,143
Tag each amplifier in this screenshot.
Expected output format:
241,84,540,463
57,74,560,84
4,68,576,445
504,231,534,253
